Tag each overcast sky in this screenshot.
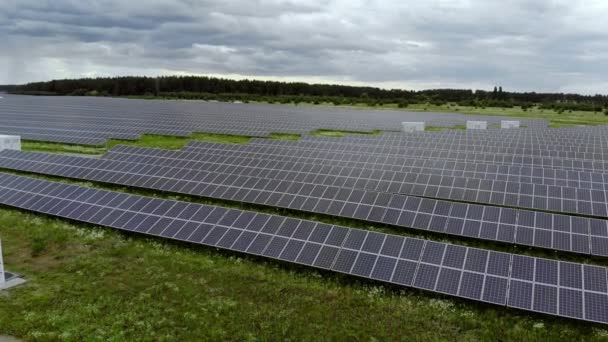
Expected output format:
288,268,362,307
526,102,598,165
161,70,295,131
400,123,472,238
1,0,607,94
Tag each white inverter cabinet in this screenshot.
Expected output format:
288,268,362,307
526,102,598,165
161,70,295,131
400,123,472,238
0,135,21,151
501,120,520,129
401,122,425,133
466,121,487,130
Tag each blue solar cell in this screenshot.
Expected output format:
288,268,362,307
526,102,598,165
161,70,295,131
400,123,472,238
435,268,461,295
413,264,440,290
370,256,397,281
459,272,484,300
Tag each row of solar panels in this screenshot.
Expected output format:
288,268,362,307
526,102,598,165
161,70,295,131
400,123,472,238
0,172,606,324
105,146,608,201
302,133,608,147
311,131,608,145
246,137,608,161
0,95,548,145
377,126,608,138
1,95,545,127
1,149,607,257
300,136,608,156
7,149,608,219
187,141,608,173
108,145,608,189
45,146,608,217
248,138,608,163
323,135,608,151
324,131,608,140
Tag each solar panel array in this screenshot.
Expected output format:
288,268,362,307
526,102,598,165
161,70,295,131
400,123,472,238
1,172,608,324
245,138,608,170
0,94,545,145
120,144,608,217
2,95,608,324
142,142,608,188
1,148,607,257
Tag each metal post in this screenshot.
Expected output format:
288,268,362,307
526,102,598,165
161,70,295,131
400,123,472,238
0,239,5,284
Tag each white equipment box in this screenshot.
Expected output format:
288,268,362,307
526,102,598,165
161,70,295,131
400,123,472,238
501,120,520,129
401,122,425,133
0,135,21,151
466,121,487,130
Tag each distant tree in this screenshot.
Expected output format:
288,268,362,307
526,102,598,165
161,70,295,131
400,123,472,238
7,76,608,112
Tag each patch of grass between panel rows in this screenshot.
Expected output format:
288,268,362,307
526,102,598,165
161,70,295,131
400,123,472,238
21,129,374,155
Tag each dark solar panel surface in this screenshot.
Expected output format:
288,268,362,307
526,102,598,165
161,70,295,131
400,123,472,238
0,149,606,257
0,172,606,324
4,94,608,324
0,94,545,145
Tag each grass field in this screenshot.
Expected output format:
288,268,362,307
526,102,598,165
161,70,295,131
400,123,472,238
2,207,607,341
21,133,253,155
311,129,382,138
21,142,107,155
4,106,608,340
107,132,252,150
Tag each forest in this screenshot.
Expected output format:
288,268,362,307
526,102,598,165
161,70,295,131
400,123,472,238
4,76,608,112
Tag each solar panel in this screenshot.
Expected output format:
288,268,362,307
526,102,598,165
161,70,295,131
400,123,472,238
0,95,547,145
181,140,608,174
0,171,606,324
0,149,604,257
102,145,608,215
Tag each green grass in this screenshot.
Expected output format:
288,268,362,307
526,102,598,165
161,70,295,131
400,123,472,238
21,133,253,155
21,141,107,155
2,208,608,341
107,133,251,150
21,132,299,156
310,129,380,138
425,124,466,131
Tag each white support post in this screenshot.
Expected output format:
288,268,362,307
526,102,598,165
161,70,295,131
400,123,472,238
0,239,5,284
0,239,25,290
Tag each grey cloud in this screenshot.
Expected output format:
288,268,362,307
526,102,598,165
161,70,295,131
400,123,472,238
0,0,607,94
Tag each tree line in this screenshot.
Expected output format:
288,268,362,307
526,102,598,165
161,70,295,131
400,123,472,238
4,76,608,112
